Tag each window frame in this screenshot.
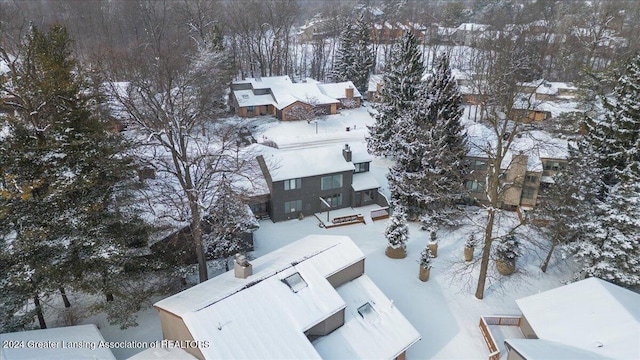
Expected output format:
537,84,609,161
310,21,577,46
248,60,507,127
320,174,343,191
284,178,302,191
284,200,302,213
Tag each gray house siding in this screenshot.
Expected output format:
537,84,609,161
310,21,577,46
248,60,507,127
270,171,353,222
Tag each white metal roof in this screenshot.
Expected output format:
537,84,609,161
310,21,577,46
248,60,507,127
516,278,640,359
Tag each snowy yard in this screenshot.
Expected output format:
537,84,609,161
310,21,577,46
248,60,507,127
94,105,578,359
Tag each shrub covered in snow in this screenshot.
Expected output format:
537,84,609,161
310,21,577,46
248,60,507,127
385,207,408,249
420,246,433,269
495,235,520,261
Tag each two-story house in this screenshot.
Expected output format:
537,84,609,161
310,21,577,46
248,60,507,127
153,235,421,360
464,129,569,210
255,143,387,222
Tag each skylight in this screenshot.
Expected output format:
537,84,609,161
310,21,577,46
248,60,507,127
357,302,377,320
282,272,307,293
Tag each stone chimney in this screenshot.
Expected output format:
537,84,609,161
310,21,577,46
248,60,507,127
342,144,352,162
345,86,354,99
234,254,253,279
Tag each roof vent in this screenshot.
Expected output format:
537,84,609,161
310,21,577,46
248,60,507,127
234,254,253,279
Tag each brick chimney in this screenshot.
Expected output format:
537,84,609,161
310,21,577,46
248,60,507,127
345,86,354,99
342,144,352,162
234,254,253,279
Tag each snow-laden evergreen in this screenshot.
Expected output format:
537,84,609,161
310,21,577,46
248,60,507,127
366,30,425,157
205,175,259,271
548,54,640,288
384,207,408,250
387,53,467,221
331,15,373,96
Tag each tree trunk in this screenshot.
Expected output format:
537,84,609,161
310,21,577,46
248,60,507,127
34,294,47,329
475,208,496,299
59,287,71,308
541,240,557,273
190,199,208,283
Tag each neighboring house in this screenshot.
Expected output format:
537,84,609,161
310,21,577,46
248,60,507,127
480,278,640,360
229,76,362,121
0,324,116,360
464,128,568,210
455,23,491,46
255,142,387,222
154,234,421,360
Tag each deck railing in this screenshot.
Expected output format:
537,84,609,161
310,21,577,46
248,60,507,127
479,316,522,360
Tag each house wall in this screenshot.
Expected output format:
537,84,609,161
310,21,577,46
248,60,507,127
156,308,204,360
519,315,538,339
326,259,365,288
506,347,527,360
305,308,345,336
269,171,353,222
503,155,527,208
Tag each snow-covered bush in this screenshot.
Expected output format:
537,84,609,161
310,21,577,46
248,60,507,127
420,246,432,269
495,235,520,261
465,234,477,248
429,230,437,244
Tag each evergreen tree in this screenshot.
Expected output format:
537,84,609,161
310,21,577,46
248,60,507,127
205,175,259,271
331,15,374,95
367,30,425,157
589,53,640,186
385,207,409,250
545,54,640,287
0,25,151,331
387,53,466,221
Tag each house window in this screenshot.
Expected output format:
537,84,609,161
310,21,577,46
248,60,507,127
363,190,374,203
465,180,484,193
284,200,302,213
354,162,368,173
321,193,343,209
543,161,565,171
321,174,343,190
284,178,302,191
282,272,307,293
522,187,536,199
471,159,487,170
525,175,538,183
247,106,255,112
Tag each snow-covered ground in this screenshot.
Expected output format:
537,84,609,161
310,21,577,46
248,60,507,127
92,104,579,359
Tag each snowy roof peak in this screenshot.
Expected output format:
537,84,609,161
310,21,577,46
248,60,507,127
515,278,640,359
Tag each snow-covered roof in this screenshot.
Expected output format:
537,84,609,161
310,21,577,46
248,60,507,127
234,75,293,90
258,144,356,182
505,339,607,359
0,324,116,360
515,277,640,360
352,172,380,191
232,89,276,107
317,81,362,99
456,23,490,32
271,82,340,109
154,235,419,359
313,274,421,359
128,347,196,359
